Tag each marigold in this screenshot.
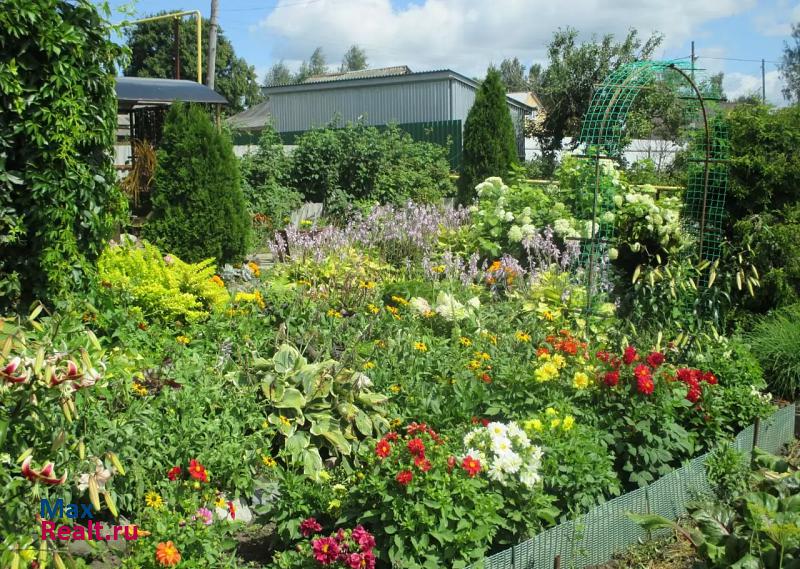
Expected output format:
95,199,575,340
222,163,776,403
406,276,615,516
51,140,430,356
210,275,225,287
550,418,562,429
573,372,590,390
247,261,261,278
562,415,576,431
524,418,543,432
155,541,181,567
545,407,558,417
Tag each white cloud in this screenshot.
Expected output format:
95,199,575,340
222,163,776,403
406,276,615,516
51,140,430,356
258,0,756,76
753,3,800,37
724,69,787,105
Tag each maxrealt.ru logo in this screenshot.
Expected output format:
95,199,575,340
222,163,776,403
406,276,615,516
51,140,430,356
39,499,139,541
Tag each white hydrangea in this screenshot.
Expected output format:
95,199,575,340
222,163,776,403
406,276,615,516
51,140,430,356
409,297,431,315
466,297,481,309
504,211,515,222
508,225,524,243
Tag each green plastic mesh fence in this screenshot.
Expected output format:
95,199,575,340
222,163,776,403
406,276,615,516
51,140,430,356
467,405,795,569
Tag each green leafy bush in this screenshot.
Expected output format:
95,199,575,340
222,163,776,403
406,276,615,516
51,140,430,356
747,304,800,398
459,69,519,204
144,103,250,264
0,0,127,308
705,443,750,503
288,123,453,214
97,237,229,323
240,124,302,225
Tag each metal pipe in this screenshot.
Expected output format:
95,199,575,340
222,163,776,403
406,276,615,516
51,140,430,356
122,11,203,83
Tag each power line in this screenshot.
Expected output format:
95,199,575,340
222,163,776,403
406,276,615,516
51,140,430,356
697,55,781,65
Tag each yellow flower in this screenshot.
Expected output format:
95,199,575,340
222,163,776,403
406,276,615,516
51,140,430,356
261,455,277,468
390,418,402,428
562,415,576,431
296,279,312,287
515,331,531,343
573,372,590,390
474,351,491,361
545,407,558,417
432,265,446,273
261,420,270,429
359,281,376,290
459,336,472,347
374,339,386,349
391,295,409,306
385,305,399,315
367,303,380,314
356,472,365,480
550,418,562,429
214,496,226,508
480,331,498,345
333,484,347,494
467,360,482,371
413,341,427,352
534,362,559,382
422,310,436,318
318,471,332,482
542,310,555,321
389,384,401,394
537,351,552,361
327,499,341,512
278,415,291,427
525,418,544,432
247,261,261,278
131,381,148,396
326,309,342,318
176,335,190,345
211,275,225,287
362,361,376,370
551,354,566,369
145,491,164,510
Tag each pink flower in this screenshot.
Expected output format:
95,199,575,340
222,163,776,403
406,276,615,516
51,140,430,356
300,517,323,537
347,553,364,569
21,456,67,485
351,525,375,552
194,507,213,525
1,357,28,384
312,537,340,564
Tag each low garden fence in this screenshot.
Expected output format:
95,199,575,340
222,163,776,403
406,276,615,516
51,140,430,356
469,404,797,569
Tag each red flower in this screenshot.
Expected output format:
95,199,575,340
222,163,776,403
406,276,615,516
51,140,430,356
536,347,550,357
414,456,432,472
347,553,365,569
384,431,399,441
595,350,610,363
188,459,208,482
406,438,425,457
603,370,620,387
312,537,340,564
447,455,456,471
637,376,654,395
167,466,182,481
623,346,638,365
480,373,492,384
227,501,236,520
21,456,67,485
646,352,665,368
300,517,323,537
461,455,481,477
351,525,375,552
480,418,490,427
686,386,702,403
676,368,701,384
395,470,413,486
634,364,652,380
610,356,622,370
1,357,29,384
702,371,718,385
375,438,391,459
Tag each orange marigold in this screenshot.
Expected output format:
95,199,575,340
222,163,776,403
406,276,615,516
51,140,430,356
155,541,181,566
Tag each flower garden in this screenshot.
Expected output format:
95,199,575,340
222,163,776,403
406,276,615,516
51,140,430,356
3,4,800,569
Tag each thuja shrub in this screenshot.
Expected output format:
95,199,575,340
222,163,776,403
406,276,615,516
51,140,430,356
0,0,127,309
144,103,249,264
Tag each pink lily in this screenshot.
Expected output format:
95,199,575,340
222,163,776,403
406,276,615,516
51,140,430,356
21,456,67,485
1,357,28,384
50,359,82,387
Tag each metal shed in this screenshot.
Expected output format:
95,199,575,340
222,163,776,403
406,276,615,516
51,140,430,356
228,68,534,166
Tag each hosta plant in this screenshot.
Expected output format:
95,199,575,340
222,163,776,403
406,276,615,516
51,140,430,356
253,344,389,478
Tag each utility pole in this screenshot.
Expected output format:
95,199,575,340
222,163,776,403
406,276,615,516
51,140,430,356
691,41,696,81
761,58,766,104
173,17,181,79
206,0,219,89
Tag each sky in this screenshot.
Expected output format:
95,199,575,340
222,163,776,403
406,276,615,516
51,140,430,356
106,0,797,106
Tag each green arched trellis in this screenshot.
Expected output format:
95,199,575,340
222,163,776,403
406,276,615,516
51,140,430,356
575,59,729,304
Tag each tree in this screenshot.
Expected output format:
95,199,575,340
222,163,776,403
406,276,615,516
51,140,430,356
294,46,328,82
341,45,368,72
124,13,262,113
143,103,249,264
265,61,293,86
0,0,126,308
536,28,663,153
458,69,519,203
498,57,528,91
781,23,800,102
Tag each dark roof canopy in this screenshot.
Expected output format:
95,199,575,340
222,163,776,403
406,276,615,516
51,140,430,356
116,77,228,112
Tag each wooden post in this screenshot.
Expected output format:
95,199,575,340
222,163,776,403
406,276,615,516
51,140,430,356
553,555,561,569
751,416,761,466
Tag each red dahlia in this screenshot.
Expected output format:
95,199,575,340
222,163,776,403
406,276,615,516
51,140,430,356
461,455,482,477
395,470,413,485
634,364,652,380
603,370,620,387
406,438,425,457
167,466,182,481
646,352,665,368
375,438,391,459
637,376,654,395
623,346,638,365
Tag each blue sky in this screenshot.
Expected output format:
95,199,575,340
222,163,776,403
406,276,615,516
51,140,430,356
106,0,797,105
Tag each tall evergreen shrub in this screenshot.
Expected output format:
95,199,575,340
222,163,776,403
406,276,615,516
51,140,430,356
144,103,249,263
458,69,519,204
0,0,126,309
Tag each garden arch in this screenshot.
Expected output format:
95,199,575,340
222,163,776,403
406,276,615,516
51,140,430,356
575,60,729,302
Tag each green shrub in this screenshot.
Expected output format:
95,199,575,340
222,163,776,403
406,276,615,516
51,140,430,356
288,123,453,214
239,124,302,225
458,68,519,203
747,304,800,398
97,237,229,323
144,103,250,263
0,0,127,309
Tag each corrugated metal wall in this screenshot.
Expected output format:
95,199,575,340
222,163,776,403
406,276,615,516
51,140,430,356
269,79,452,132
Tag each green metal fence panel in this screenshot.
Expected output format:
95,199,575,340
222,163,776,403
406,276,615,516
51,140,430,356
466,405,795,569
232,119,463,169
